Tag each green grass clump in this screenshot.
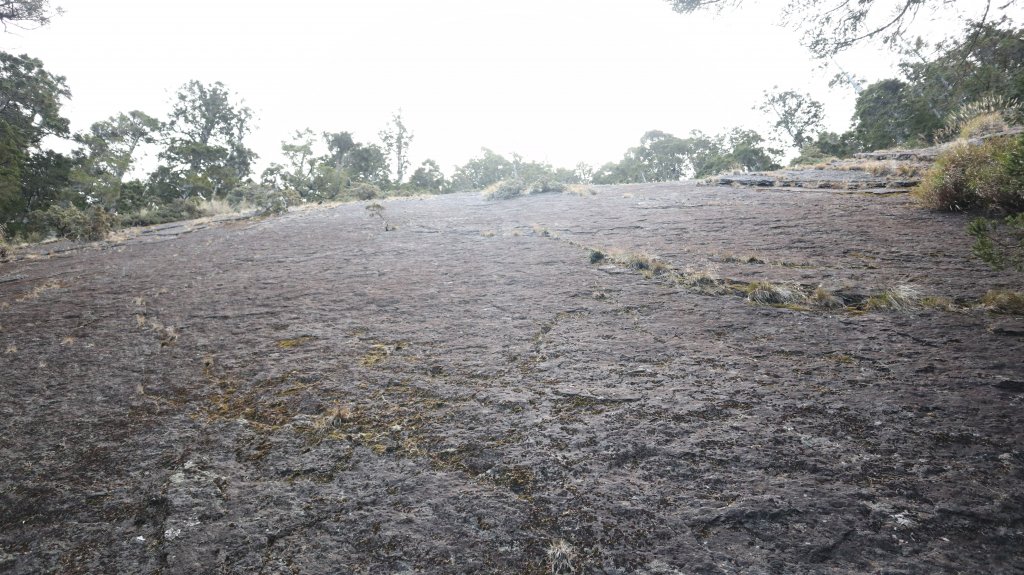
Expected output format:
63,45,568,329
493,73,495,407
914,135,1024,214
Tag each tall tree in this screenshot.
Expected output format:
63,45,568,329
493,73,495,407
665,0,1018,58
449,148,513,191
70,111,161,210
277,128,318,196
0,52,70,226
160,81,255,200
853,78,936,149
323,131,355,169
342,143,389,187
379,110,413,186
408,159,447,193
758,89,826,149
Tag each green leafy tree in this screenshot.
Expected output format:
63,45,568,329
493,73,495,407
592,150,648,185
408,159,447,193
510,153,559,182
343,143,389,187
853,78,938,150
272,128,318,198
0,52,70,228
574,162,594,184
848,20,1023,150
160,81,255,201
323,131,355,168
725,128,782,172
593,128,779,184
758,90,825,149
449,148,514,191
379,110,413,187
69,111,161,210
902,20,1024,105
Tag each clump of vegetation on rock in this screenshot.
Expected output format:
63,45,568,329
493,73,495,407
914,135,1024,214
122,199,206,227
524,178,567,195
746,281,805,306
482,179,526,200
31,205,115,241
937,96,1023,142
0,223,9,259
864,285,922,311
981,290,1024,315
483,178,572,200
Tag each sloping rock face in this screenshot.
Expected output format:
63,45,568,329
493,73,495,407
1,184,1022,574
711,168,921,191
706,128,1024,192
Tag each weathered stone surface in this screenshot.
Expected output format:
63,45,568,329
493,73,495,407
1,184,1021,574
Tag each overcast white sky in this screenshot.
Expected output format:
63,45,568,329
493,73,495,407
1,0,1007,175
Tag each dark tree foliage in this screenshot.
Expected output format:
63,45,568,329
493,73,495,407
160,81,255,201
408,159,447,194
449,148,514,192
593,129,780,184
0,0,59,29
900,18,1024,118
665,0,1019,58
853,79,936,150
0,52,70,228
850,20,1024,150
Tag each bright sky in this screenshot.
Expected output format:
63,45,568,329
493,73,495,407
1,0,1004,175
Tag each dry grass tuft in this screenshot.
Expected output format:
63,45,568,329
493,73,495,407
16,280,61,303
674,266,725,294
197,198,238,217
277,335,315,349
865,285,922,311
746,281,806,306
547,539,577,575
531,224,554,238
621,253,669,278
981,290,1024,315
481,179,526,200
314,403,355,432
808,286,844,309
566,184,596,197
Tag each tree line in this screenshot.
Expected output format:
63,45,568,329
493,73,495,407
0,2,1021,245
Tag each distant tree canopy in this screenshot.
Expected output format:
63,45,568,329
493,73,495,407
0,0,59,29
665,0,1019,58
592,128,780,185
